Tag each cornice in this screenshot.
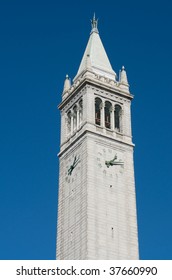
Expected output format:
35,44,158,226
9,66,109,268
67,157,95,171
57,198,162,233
58,73,133,110
58,127,134,158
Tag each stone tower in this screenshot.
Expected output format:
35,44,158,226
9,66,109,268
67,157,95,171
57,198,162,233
56,16,139,260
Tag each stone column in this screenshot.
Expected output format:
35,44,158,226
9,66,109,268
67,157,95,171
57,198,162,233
71,110,74,135
77,105,79,130
101,101,105,127
111,104,114,130
120,108,123,133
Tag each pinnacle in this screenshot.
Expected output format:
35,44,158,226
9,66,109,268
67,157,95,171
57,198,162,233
74,17,116,81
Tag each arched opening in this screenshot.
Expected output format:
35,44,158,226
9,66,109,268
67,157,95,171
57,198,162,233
95,97,102,126
67,111,71,134
115,104,122,132
105,101,112,129
79,99,83,125
73,105,77,131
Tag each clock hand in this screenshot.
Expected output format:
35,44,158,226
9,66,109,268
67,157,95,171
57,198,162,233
73,156,80,168
68,156,80,175
105,154,124,168
68,165,74,176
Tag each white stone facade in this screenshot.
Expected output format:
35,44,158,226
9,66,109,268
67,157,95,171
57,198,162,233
56,17,139,260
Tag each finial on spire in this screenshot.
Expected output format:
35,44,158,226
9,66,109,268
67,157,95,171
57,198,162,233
91,13,98,33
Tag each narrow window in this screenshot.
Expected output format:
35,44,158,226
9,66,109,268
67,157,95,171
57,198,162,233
95,97,102,126
79,99,83,124
105,101,112,129
73,105,77,131
67,111,71,134
115,104,122,132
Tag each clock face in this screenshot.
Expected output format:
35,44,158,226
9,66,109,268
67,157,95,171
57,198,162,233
65,154,81,187
93,145,125,196
62,154,81,201
96,146,124,178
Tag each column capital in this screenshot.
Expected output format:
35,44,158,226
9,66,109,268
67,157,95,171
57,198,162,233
100,100,105,109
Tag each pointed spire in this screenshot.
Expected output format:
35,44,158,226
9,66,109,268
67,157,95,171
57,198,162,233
119,66,128,85
74,16,116,81
91,13,98,34
63,74,71,93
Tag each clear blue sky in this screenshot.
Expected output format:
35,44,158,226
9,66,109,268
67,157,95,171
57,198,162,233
0,0,172,260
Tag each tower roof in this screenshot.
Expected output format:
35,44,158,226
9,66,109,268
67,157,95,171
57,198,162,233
74,15,116,81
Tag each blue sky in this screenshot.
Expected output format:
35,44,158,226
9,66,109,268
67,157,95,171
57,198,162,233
0,0,172,260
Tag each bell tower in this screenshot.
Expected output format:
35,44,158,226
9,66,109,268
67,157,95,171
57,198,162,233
56,16,139,260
